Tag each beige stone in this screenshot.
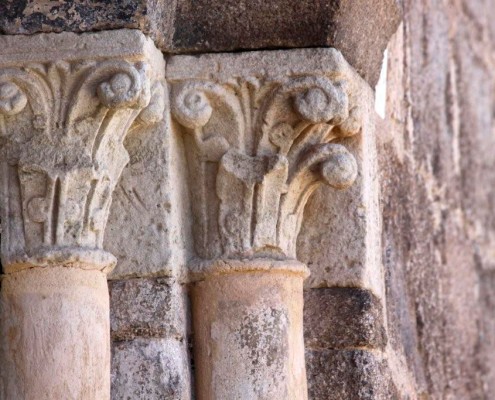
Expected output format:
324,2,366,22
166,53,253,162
0,267,110,399
167,48,366,264
0,29,165,399
0,29,165,273
167,48,373,399
112,337,192,400
192,270,307,400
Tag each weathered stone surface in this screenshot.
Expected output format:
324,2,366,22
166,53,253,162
172,0,401,86
0,29,165,274
296,78,381,295
112,338,191,400
167,48,367,265
0,1,402,86
0,0,175,49
105,113,192,279
306,349,398,400
370,0,495,398
0,267,111,399
191,271,307,400
0,29,166,400
110,277,188,341
304,287,386,350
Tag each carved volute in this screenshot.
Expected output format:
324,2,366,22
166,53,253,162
169,49,364,264
0,31,165,273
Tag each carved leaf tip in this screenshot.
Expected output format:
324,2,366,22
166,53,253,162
171,83,214,129
137,82,166,126
299,143,358,190
97,64,148,110
293,81,348,125
318,144,358,189
0,82,28,116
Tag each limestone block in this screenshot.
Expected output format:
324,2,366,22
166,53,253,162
306,349,398,400
110,277,189,341
105,103,191,279
172,0,401,86
112,338,192,400
304,287,386,350
105,120,174,278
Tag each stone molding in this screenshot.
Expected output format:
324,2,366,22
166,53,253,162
0,30,165,274
168,49,366,272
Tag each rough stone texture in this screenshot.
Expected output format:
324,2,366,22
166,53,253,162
105,114,192,279
0,29,165,274
0,1,402,87
0,0,175,49
172,0,401,86
167,48,367,265
191,271,307,400
297,83,382,295
110,278,192,399
0,267,111,399
304,287,386,350
306,349,398,400
112,338,192,400
0,29,166,400
375,0,495,398
110,277,188,341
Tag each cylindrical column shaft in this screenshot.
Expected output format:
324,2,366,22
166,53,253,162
0,267,110,399
192,270,307,400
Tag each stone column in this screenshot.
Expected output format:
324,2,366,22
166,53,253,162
0,30,164,399
168,49,369,399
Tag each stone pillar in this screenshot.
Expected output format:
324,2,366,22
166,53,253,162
168,49,369,399
0,30,164,399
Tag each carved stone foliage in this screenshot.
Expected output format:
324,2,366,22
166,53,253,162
0,33,165,273
169,50,364,261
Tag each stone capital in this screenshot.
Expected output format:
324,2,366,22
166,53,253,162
0,30,165,274
168,49,367,272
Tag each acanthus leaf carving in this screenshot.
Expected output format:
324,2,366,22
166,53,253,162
0,49,165,273
169,51,364,263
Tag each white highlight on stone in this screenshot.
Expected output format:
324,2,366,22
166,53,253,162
375,49,388,119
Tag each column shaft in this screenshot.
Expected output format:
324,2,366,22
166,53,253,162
192,271,307,400
0,267,110,399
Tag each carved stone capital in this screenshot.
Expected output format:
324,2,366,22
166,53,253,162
168,49,366,267
0,30,165,273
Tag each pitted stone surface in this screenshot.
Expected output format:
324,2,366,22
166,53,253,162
110,277,188,341
305,349,398,400
112,338,192,400
304,287,386,350
191,272,307,400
